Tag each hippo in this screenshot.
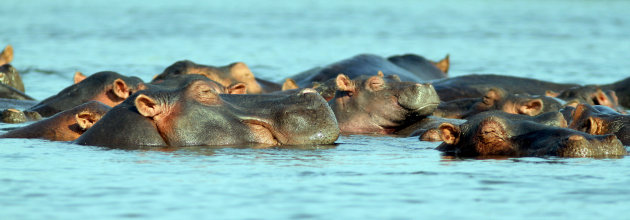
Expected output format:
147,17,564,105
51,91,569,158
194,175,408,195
28,71,145,117
74,79,339,148
546,86,622,112
387,54,449,78
1,101,110,141
149,73,248,95
289,53,449,88
400,111,567,141
433,88,563,119
568,104,630,145
432,74,622,109
327,72,439,134
431,74,580,101
436,113,626,158
152,60,263,94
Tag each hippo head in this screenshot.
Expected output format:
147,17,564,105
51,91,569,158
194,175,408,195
77,79,339,148
568,104,630,145
329,72,439,134
437,114,626,158
153,60,263,94
548,86,622,112
1,101,111,141
461,88,562,118
29,71,146,117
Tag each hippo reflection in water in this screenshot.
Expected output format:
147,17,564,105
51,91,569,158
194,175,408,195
75,79,339,148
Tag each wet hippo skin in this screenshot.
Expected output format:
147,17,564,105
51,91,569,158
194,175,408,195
436,113,626,158
289,53,448,88
75,79,339,148
1,101,111,141
328,72,440,134
153,60,263,94
569,104,630,146
28,71,145,117
433,88,563,119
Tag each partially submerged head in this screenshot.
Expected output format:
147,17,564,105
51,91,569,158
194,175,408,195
153,60,263,94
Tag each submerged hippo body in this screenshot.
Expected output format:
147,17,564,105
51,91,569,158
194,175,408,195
28,71,145,117
153,60,263,94
1,101,110,141
569,104,630,145
75,79,339,148
437,113,626,158
290,54,448,87
328,72,440,134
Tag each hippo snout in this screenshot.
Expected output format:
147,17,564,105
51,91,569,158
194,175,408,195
397,83,440,115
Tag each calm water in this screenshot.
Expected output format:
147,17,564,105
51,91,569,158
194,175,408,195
2,0,630,219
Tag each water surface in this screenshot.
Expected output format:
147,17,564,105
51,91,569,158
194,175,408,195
1,0,630,219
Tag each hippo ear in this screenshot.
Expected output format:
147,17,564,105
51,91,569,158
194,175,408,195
111,78,131,100
73,71,87,84
282,78,299,91
518,99,543,116
439,123,460,145
366,74,385,91
433,54,450,74
227,83,247,94
0,44,13,65
335,74,355,92
75,111,101,130
135,94,163,118
592,89,615,109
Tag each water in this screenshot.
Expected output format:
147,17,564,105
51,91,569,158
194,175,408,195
2,0,630,219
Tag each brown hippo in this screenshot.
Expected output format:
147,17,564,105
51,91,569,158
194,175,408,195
601,76,630,109
289,53,449,88
1,101,110,141
74,79,339,148
400,111,567,141
28,71,146,117
152,60,263,94
436,113,626,158
547,86,622,112
568,104,630,145
433,88,563,119
328,72,439,134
